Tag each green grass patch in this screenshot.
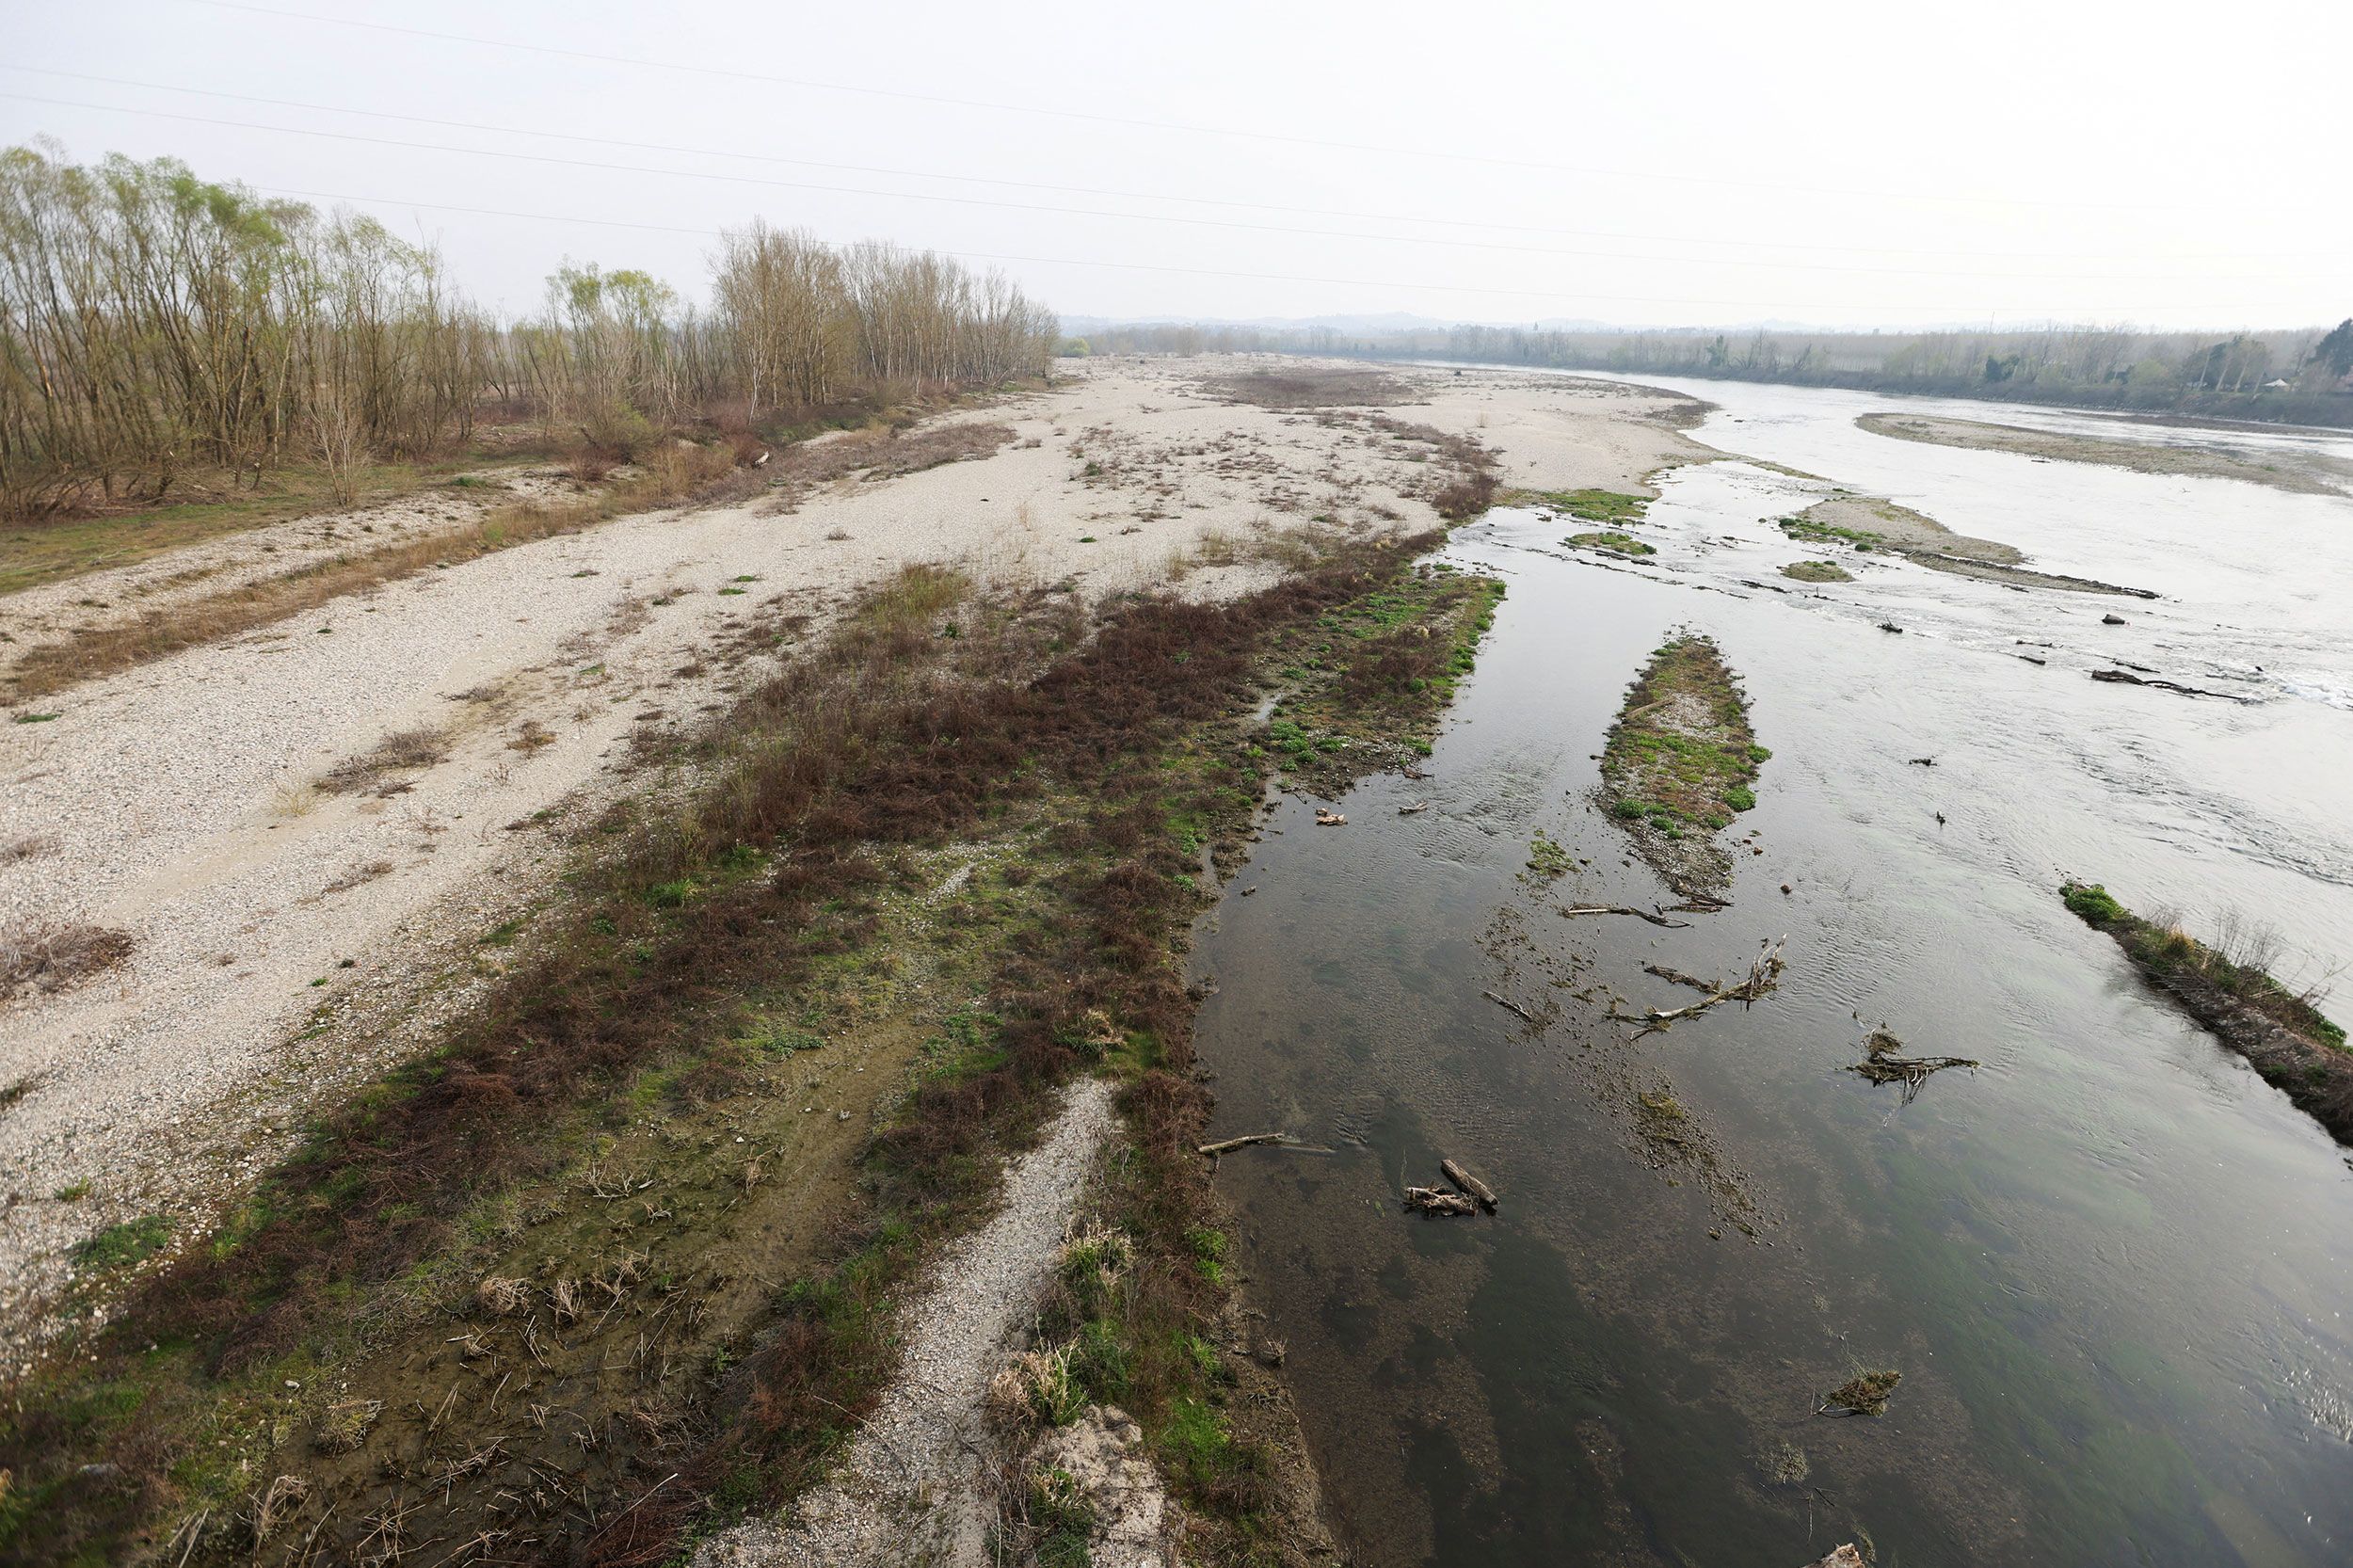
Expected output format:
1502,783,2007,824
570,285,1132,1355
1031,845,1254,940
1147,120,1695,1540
1777,514,1884,551
1780,559,1852,583
71,1215,170,1272
1566,530,1654,557
1525,488,1648,523
1600,633,1764,888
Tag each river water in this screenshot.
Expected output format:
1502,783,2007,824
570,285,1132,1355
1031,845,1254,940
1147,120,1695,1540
1194,377,2353,1566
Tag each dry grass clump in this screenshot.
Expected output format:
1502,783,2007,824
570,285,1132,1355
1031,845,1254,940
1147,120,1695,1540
765,421,1016,511
319,726,450,795
1,833,57,865
1206,368,1410,408
1,920,135,999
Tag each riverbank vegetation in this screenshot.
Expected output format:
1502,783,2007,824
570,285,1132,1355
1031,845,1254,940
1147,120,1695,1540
0,531,1500,1568
2062,884,2350,1144
1088,318,2353,428
1601,634,1766,896
1780,560,1851,583
0,143,1056,531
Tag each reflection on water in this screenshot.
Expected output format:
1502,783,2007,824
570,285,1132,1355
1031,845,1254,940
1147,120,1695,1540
1195,380,2353,1566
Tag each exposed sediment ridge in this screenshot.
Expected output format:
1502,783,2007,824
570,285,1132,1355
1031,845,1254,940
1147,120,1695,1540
2063,883,2352,1145
1785,497,2157,597
1858,409,2353,497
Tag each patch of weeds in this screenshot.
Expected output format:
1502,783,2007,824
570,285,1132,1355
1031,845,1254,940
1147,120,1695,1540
1824,1368,1902,1416
72,1214,170,1271
1525,828,1574,879
1781,559,1852,583
1600,632,1763,894
478,917,526,947
13,712,62,724
1528,488,1648,523
55,1182,90,1202
1565,530,1654,557
1778,514,1884,551
2061,882,2128,927
1184,1225,1227,1286
1028,1466,1096,1568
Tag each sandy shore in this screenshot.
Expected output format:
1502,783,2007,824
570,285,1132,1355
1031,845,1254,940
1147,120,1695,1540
1855,410,2353,496
0,356,1702,1350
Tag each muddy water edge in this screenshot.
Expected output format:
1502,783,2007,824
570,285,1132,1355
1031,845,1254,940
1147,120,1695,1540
1196,385,2353,1567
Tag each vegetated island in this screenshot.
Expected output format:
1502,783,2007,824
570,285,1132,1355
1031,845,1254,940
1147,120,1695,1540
1778,497,2157,598
1780,560,1851,583
1601,633,1767,897
2063,883,2351,1144
1508,487,1662,559
1858,411,2353,498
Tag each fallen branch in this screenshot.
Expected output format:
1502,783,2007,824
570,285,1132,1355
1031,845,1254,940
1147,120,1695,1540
1562,904,1692,929
1441,1159,1498,1210
1849,1030,1977,1100
1314,808,1347,826
2089,669,2251,703
1642,963,1716,992
1197,1132,1294,1157
1617,937,1785,1037
1481,989,1538,1023
1398,799,1432,815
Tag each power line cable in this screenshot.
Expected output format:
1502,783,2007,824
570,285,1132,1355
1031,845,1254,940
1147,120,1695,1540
235,181,2293,321
10,64,2308,264
5,90,2328,288
179,0,2205,216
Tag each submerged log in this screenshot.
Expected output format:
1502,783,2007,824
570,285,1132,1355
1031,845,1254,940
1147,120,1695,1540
1441,1159,1498,1210
1198,1132,1292,1157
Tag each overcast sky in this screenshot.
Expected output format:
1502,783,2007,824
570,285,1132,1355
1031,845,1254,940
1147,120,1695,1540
5,0,2345,332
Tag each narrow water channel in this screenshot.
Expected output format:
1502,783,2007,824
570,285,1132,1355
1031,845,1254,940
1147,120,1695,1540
1196,379,2353,1566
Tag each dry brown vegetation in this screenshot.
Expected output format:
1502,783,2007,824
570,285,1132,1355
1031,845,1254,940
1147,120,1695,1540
0,920,134,999
316,725,450,795
1204,367,1412,408
4,443,751,699
765,419,1017,511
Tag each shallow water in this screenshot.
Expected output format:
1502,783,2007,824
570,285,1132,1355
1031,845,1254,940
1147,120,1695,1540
1195,378,2353,1566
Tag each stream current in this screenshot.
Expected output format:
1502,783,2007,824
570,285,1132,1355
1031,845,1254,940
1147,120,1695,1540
1194,377,2353,1567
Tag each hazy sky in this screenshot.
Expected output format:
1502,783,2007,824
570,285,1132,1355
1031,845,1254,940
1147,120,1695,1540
5,0,2346,331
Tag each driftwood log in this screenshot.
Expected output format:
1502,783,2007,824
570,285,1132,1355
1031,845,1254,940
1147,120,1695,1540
1441,1159,1498,1210
1404,1186,1477,1216
1561,904,1693,929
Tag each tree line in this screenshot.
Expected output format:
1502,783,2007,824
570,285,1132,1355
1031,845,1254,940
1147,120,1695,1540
0,143,1058,518
1074,317,2353,427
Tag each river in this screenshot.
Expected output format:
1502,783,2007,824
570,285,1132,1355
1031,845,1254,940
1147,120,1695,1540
1194,376,2353,1566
